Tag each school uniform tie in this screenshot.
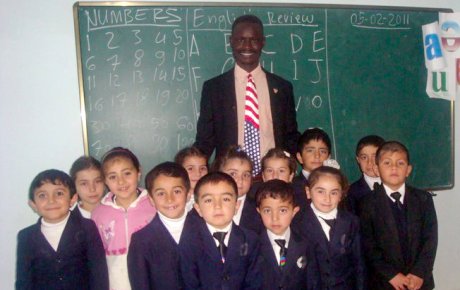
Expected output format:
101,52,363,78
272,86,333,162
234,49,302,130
243,74,261,176
274,239,287,268
391,192,403,210
373,182,380,190
320,217,336,239
213,231,227,263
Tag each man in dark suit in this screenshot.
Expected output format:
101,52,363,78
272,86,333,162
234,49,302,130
359,141,438,290
194,14,300,164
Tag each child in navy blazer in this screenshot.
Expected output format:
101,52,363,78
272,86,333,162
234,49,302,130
212,145,263,234
16,169,108,290
347,135,385,215
128,162,195,290
179,172,262,289
293,128,332,210
255,179,319,290
293,166,366,290
360,141,437,290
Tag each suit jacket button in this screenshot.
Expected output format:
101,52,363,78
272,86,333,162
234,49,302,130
223,274,230,281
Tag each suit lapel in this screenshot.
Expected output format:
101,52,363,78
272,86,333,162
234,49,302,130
282,231,305,283
265,72,282,146
260,231,281,276
222,69,238,145
375,187,405,265
56,212,77,254
198,221,222,263
304,207,330,253
404,186,418,263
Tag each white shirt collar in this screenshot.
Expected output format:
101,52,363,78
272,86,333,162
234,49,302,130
158,210,187,244
363,174,381,190
77,203,91,219
235,63,263,80
383,183,406,204
206,222,233,247
310,202,337,219
302,169,310,180
267,227,291,249
233,194,246,225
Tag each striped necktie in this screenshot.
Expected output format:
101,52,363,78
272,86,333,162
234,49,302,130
274,239,287,268
244,74,261,176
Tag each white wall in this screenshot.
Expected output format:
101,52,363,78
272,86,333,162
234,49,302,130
1,0,459,289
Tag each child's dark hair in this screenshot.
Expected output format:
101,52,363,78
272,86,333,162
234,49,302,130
211,145,253,172
194,172,238,202
261,148,297,174
297,128,331,153
69,156,103,181
232,14,264,35
308,166,349,196
101,147,140,172
144,162,191,195
29,169,76,201
174,146,208,166
255,179,296,208
355,135,385,156
376,141,410,165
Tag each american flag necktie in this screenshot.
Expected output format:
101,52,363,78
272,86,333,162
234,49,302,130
244,74,261,176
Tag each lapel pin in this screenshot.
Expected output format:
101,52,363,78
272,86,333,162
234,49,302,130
273,88,278,94
296,256,307,269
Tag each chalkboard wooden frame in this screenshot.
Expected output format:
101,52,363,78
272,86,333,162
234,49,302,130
73,2,454,190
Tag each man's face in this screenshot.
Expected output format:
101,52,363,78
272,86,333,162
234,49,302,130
230,22,265,72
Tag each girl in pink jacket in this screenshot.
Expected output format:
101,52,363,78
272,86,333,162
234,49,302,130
92,147,156,290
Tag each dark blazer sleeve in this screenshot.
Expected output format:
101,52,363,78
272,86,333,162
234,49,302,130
242,231,262,290
83,218,109,290
360,194,400,282
128,231,150,290
349,214,367,290
16,227,34,290
194,78,217,157
409,190,438,280
179,224,202,290
267,72,300,155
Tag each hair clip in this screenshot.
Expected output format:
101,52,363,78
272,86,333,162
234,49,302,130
283,151,291,158
323,158,340,169
235,146,245,153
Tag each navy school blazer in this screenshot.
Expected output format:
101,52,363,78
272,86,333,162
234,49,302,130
293,206,366,290
259,228,320,290
15,210,109,290
359,185,437,290
179,219,262,290
128,213,197,290
292,174,310,211
347,176,372,215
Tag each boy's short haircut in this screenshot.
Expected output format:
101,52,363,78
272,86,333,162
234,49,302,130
355,135,385,156
255,179,296,208
231,14,264,35
297,128,331,153
101,147,141,171
211,145,253,172
308,166,349,197
261,148,297,174
144,162,191,194
194,172,238,202
174,146,208,166
69,156,103,181
29,169,76,201
376,141,410,165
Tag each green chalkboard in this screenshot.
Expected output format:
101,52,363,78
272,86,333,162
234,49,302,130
74,2,454,190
